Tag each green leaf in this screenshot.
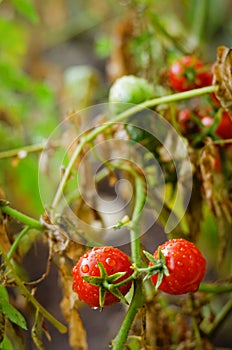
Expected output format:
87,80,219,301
10,0,39,23
1,336,14,350
0,286,27,330
0,287,8,303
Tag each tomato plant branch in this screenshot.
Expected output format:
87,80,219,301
7,226,30,260
51,85,217,214
199,282,232,294
202,298,232,336
0,204,43,230
112,279,144,350
0,143,45,160
0,243,67,334
0,201,44,230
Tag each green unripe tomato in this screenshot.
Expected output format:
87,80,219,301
109,75,155,114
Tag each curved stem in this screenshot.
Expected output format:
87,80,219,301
51,85,216,213
202,298,232,336
7,226,30,260
0,204,43,230
0,243,67,334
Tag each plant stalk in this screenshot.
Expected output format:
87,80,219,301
51,85,217,213
112,279,144,350
0,243,67,334
0,205,43,230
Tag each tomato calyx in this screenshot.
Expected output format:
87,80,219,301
82,262,131,307
132,250,170,290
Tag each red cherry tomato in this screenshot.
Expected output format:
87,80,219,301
215,111,232,139
72,246,133,307
150,239,206,295
169,56,212,92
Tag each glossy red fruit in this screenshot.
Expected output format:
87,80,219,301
169,56,212,92
201,110,232,139
215,111,232,139
72,246,132,307
150,239,206,295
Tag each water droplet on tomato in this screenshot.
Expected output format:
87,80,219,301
92,307,99,310
106,258,116,267
81,264,89,273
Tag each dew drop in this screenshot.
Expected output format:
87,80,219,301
91,306,99,310
106,258,116,267
81,264,89,273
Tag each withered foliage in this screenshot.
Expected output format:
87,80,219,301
199,141,232,264
213,46,232,116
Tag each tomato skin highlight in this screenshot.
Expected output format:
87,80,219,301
72,246,133,307
150,239,206,295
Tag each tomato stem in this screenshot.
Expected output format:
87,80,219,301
0,142,45,160
51,85,217,214
112,279,144,350
199,282,232,294
0,203,43,230
7,226,30,260
0,243,67,334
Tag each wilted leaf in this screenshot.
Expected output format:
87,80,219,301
199,144,215,210
56,248,87,350
213,46,232,116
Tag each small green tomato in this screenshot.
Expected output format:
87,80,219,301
109,75,155,114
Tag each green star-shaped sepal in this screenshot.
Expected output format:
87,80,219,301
142,249,169,290
82,262,130,307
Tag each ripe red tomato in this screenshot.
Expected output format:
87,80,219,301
150,239,206,295
215,111,232,139
169,56,212,92
72,246,133,307
201,110,232,139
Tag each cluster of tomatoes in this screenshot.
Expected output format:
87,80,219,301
72,239,206,307
169,55,232,142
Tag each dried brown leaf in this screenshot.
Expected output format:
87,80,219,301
199,144,216,210
213,46,232,116
56,245,87,350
